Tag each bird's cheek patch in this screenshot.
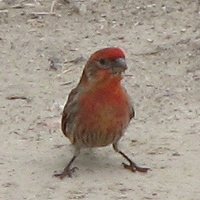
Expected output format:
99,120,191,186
95,69,111,80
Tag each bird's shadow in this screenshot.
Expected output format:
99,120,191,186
53,146,122,174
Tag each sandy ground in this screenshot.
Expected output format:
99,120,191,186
0,0,200,199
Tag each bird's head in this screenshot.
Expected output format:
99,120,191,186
79,47,127,85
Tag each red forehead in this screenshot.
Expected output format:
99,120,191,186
90,47,126,61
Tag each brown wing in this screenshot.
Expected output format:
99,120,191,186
61,87,80,140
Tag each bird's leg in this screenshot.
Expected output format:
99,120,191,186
54,155,77,178
54,148,80,179
113,143,150,173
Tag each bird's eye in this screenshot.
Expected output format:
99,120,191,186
99,58,106,65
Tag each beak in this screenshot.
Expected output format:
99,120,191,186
112,58,127,73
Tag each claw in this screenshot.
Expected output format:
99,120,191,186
54,167,78,179
122,162,150,173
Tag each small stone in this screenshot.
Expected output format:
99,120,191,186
147,38,154,43
181,28,186,32
48,57,62,70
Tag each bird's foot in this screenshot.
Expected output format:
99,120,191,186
54,167,78,179
122,161,150,173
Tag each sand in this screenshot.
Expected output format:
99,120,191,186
0,0,199,199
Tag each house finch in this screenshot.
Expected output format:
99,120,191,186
54,47,150,178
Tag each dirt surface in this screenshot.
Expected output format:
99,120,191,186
0,0,200,199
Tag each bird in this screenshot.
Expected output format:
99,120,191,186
54,47,150,178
